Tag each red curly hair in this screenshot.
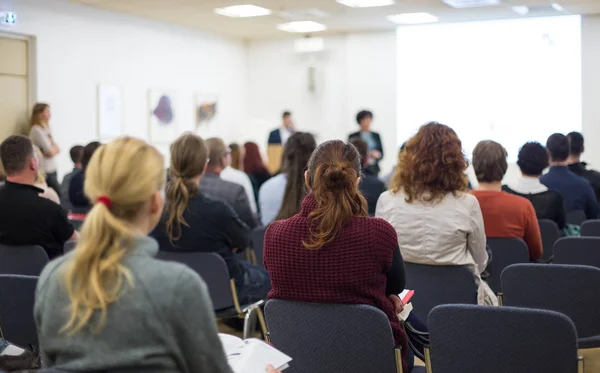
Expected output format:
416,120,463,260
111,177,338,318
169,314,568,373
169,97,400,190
390,122,468,203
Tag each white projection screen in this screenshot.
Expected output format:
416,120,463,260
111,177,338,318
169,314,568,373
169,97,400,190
396,16,582,161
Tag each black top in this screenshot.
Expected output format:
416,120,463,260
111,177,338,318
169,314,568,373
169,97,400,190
386,247,405,296
348,131,384,175
151,192,250,283
0,181,75,258
569,162,600,202
68,171,91,208
502,185,566,229
359,172,387,216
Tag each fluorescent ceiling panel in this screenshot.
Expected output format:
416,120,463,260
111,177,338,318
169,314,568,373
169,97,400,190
443,0,500,9
336,0,395,8
214,4,272,18
388,13,439,25
277,21,327,33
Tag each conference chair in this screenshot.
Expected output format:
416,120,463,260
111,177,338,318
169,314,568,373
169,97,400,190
567,210,587,226
251,226,267,266
502,264,600,348
554,237,600,268
63,240,77,253
0,244,48,276
428,304,582,373
485,238,529,294
0,275,39,347
265,300,406,373
404,262,477,322
539,219,561,261
156,251,266,339
581,220,600,237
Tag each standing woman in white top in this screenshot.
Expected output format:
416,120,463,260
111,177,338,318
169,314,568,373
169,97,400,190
29,103,60,195
375,122,496,305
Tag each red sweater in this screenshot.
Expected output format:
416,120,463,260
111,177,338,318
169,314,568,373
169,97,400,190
264,194,408,369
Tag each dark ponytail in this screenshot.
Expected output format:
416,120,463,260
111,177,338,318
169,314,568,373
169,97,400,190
304,140,368,249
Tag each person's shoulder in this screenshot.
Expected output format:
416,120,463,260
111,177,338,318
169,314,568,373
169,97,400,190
348,131,360,139
37,254,71,294
365,217,398,244
134,256,207,296
193,193,233,213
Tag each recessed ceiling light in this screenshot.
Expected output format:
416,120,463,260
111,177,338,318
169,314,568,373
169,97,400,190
443,0,500,9
512,6,529,15
277,21,327,33
336,0,395,8
214,4,272,18
387,13,439,25
551,3,564,11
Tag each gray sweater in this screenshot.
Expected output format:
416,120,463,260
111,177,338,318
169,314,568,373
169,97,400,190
35,236,234,373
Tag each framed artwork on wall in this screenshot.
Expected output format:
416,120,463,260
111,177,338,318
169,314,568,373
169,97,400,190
194,93,218,130
97,84,123,141
148,89,178,144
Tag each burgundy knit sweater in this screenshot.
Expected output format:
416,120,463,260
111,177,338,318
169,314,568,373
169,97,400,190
264,194,408,369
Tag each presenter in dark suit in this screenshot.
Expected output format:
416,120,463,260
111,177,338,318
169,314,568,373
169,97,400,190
267,111,295,173
348,110,383,176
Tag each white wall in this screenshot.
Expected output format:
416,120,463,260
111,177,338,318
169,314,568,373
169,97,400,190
0,0,247,175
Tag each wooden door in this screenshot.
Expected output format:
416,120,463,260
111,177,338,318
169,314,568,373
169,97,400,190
0,37,29,140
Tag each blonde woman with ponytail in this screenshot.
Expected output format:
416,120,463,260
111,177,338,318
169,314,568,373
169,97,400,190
34,137,235,373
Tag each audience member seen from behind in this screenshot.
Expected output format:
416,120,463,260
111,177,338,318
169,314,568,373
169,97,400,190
69,141,102,211
200,138,258,229
350,137,386,216
567,131,600,202
471,140,543,261
244,141,272,198
152,134,270,305
29,103,61,195
503,142,566,229
259,132,316,225
348,110,384,176
376,123,494,305
60,145,83,210
0,136,77,259
229,143,244,171
264,140,412,372
33,146,61,205
220,143,258,215
34,137,264,373
541,133,598,219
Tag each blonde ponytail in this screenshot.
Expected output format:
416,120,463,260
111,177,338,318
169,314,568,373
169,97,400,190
62,137,165,335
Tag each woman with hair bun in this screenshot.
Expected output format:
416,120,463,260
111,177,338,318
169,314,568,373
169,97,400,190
264,139,412,371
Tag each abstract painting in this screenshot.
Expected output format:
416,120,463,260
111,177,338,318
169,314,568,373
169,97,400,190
195,93,218,130
149,90,178,144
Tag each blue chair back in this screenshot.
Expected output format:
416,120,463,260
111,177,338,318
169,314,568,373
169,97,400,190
502,263,600,346
0,275,39,347
554,237,600,268
0,244,49,276
156,251,234,311
265,299,397,373
404,262,477,321
251,226,267,266
485,238,529,293
567,210,587,226
429,304,579,373
539,219,560,261
63,241,77,253
581,220,600,237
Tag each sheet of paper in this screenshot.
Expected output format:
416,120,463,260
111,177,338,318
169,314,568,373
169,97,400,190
219,334,292,373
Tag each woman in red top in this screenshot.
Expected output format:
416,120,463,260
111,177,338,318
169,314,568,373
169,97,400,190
264,140,410,371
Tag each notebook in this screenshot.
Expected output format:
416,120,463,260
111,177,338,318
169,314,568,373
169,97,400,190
219,334,292,373
398,289,415,321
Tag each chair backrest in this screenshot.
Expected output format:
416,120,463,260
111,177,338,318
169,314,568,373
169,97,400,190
538,219,560,261
265,299,397,373
429,304,579,373
251,226,267,266
404,262,477,321
63,240,77,253
0,275,39,347
554,237,600,268
581,219,600,237
485,238,529,293
502,263,600,340
156,251,234,311
567,210,587,226
0,244,49,276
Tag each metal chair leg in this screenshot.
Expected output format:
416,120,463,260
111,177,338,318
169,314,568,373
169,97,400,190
242,308,257,339
256,306,268,337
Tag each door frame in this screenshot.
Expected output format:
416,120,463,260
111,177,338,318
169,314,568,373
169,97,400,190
0,31,37,111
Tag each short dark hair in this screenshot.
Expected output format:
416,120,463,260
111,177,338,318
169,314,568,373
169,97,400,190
356,110,373,125
349,137,368,165
567,131,584,156
0,135,35,176
517,142,549,176
282,111,291,119
472,140,508,183
82,141,102,170
70,145,84,164
205,137,227,168
546,133,569,162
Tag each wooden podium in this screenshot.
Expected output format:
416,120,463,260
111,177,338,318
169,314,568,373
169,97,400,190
267,144,283,174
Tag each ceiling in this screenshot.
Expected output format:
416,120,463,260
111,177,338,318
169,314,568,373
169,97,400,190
70,0,600,40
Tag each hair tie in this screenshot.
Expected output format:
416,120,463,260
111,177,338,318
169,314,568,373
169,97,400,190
97,195,112,209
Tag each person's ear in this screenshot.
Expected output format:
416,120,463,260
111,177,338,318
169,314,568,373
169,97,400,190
29,155,38,172
150,190,164,215
304,170,310,190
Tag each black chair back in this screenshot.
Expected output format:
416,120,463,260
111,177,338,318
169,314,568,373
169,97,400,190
0,275,39,347
538,219,560,261
429,304,579,373
156,251,234,311
265,299,398,373
485,238,529,293
404,262,477,321
581,220,600,237
251,226,267,266
567,210,587,226
0,244,49,276
554,237,600,269
502,263,600,347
